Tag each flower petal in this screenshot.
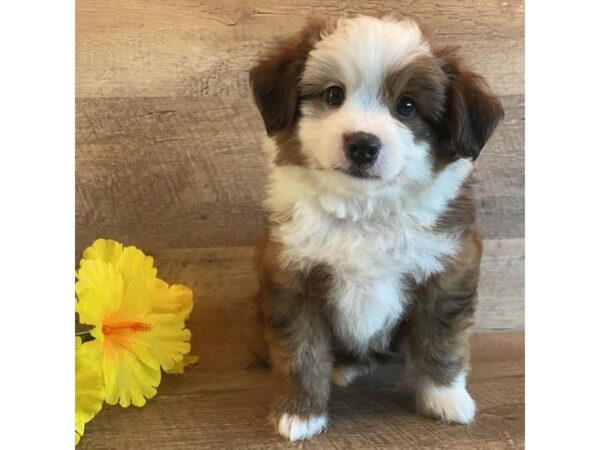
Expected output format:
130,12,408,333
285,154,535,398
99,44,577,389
102,339,160,408
145,314,191,371
120,246,157,285
76,259,124,326
75,338,104,445
164,354,199,374
78,240,157,299
75,420,84,445
118,276,152,319
82,239,124,268
148,278,193,319
118,313,191,372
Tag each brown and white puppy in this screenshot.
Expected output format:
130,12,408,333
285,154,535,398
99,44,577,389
247,14,503,441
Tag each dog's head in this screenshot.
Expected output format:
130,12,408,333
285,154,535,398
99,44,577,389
250,15,503,192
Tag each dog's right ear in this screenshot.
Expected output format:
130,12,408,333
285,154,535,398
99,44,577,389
249,20,326,136
433,47,504,161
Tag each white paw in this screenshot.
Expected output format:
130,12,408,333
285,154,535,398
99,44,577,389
331,365,369,387
416,373,476,424
276,413,327,441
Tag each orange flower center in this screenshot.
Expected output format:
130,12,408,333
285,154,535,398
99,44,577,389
102,322,152,335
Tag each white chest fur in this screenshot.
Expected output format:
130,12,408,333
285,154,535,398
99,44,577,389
266,159,472,354
275,205,460,354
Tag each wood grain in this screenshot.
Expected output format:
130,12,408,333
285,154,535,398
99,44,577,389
76,0,524,98
78,249,524,448
139,244,524,334
75,95,524,254
76,0,524,254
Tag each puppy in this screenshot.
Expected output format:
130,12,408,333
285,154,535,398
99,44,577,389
246,14,504,441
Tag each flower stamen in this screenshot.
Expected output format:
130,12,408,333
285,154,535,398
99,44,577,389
102,322,152,335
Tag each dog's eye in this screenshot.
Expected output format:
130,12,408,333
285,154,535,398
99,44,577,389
324,85,345,106
396,96,416,120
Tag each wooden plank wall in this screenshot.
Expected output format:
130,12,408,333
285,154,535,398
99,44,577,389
76,0,524,331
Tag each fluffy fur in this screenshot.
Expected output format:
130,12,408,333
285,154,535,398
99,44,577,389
247,14,503,441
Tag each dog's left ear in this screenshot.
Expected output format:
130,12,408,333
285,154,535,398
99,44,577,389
249,20,326,136
434,47,504,161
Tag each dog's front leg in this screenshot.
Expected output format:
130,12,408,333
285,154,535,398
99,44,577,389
407,287,477,424
263,289,333,442
407,232,481,424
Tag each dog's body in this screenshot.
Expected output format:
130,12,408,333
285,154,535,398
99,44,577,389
247,14,503,441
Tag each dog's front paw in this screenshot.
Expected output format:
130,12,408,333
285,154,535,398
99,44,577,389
275,413,327,441
416,374,476,424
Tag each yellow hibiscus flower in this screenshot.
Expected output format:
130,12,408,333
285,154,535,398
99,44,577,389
76,250,192,408
75,336,104,445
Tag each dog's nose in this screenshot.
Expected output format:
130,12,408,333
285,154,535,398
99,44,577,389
344,132,381,165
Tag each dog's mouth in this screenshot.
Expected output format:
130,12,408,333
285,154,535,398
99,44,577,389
313,162,382,180
336,165,381,180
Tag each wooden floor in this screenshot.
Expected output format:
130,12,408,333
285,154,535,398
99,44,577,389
79,248,524,449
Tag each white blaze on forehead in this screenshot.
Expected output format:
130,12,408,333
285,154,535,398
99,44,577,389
302,16,431,92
